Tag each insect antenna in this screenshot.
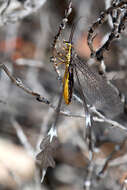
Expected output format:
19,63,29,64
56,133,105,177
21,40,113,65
68,16,83,44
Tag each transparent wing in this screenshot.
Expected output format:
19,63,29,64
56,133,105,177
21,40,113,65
73,55,124,118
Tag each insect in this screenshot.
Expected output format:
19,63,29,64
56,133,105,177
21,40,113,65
52,29,75,105
51,4,124,119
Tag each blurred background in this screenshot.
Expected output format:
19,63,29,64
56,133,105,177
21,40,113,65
0,0,127,190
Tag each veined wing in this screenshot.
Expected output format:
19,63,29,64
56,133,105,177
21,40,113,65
73,55,124,118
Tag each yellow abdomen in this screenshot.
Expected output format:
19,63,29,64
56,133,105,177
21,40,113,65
63,71,70,104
